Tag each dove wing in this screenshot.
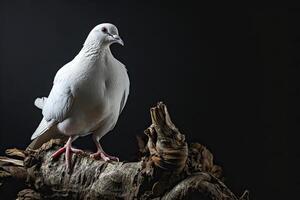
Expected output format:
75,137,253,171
43,61,74,122
116,61,130,115
31,62,74,140
42,85,74,122
119,81,129,115
31,83,74,140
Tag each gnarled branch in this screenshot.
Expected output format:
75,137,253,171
0,102,249,199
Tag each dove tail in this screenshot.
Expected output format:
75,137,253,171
28,119,67,150
31,118,55,140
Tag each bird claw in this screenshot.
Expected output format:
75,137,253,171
70,147,84,154
90,151,119,162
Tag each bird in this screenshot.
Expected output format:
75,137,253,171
28,23,130,169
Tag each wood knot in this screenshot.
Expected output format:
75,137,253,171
144,102,188,174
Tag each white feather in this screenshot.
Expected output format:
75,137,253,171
31,118,56,140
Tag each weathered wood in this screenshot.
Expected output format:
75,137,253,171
0,102,249,199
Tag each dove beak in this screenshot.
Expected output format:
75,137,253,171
112,35,124,46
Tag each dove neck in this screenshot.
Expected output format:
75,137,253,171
81,42,111,59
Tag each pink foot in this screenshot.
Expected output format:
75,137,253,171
51,146,66,159
90,151,119,162
51,146,84,170
51,146,83,159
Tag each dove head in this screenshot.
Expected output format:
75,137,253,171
84,23,124,49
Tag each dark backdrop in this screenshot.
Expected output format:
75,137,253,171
0,1,295,200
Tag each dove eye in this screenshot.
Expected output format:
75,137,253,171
101,27,108,33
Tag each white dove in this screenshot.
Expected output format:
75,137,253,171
29,23,130,169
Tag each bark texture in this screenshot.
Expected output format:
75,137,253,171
0,102,249,199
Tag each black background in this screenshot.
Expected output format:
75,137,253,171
0,1,295,199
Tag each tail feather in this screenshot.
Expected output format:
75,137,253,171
28,118,67,150
31,118,56,140
28,127,68,150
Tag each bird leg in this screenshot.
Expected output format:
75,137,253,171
51,136,83,169
90,136,119,162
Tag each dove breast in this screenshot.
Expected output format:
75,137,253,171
53,51,129,137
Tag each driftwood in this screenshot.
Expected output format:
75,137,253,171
0,102,249,199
